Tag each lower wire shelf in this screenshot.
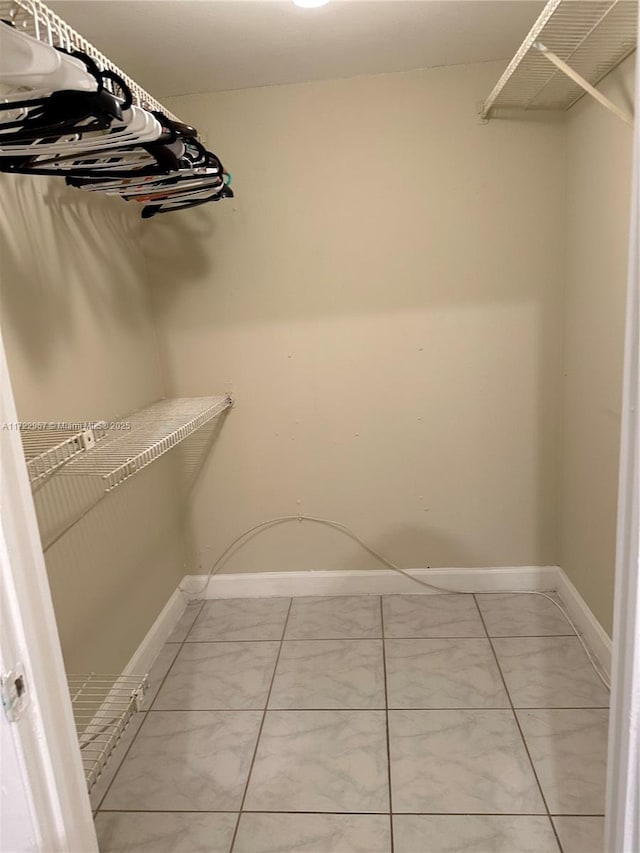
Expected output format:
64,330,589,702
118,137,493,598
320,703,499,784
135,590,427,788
68,673,149,792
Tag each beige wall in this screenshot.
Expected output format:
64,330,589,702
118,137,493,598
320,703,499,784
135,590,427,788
1,52,631,664
0,175,188,672
150,60,566,577
560,55,636,636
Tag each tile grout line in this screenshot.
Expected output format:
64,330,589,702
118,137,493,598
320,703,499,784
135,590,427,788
379,597,394,853
471,594,565,853
93,595,601,844
146,603,209,713
228,598,294,853
93,600,206,814
138,705,609,712
96,808,607,816
171,632,577,644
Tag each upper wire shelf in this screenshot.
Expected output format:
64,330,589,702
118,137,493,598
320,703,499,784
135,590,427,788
482,0,637,119
0,0,179,120
20,422,107,488
58,396,233,492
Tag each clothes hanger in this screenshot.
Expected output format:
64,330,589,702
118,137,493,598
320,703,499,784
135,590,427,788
0,22,99,100
62,141,219,195
141,184,233,218
130,172,230,206
0,85,126,143
67,165,217,195
126,176,225,203
0,107,163,157
80,147,224,195
1,24,231,217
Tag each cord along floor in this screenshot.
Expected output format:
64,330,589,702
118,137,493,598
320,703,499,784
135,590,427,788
91,593,608,853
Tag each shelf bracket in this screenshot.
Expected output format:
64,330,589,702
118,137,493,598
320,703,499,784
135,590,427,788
535,41,634,127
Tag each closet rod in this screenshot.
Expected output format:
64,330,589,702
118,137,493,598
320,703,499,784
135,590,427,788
535,41,634,127
2,0,180,121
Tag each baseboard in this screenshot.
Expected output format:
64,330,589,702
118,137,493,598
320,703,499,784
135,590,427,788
555,567,612,677
181,565,558,599
180,565,611,676
123,588,187,676
134,564,610,680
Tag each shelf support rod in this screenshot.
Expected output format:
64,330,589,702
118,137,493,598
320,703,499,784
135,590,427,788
535,41,634,127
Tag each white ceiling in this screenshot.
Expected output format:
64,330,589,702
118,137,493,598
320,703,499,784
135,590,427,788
49,1,545,98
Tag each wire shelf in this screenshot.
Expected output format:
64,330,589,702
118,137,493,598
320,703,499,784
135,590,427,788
20,423,108,488
482,0,637,118
68,673,148,792
0,0,180,120
58,396,233,492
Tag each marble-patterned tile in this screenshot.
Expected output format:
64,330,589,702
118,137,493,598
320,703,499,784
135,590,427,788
102,710,261,811
382,594,485,638
552,817,605,853
386,638,509,709
517,709,608,815
476,594,573,637
393,815,560,853
95,811,237,852
234,813,391,853
493,637,609,708
166,602,204,643
285,596,381,640
244,710,388,812
141,643,181,709
389,709,544,814
90,713,145,810
186,597,291,641
153,642,280,710
269,640,385,709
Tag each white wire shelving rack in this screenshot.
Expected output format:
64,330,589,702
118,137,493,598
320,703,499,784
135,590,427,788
58,396,233,492
20,422,108,489
68,673,149,792
0,0,180,120
481,0,637,124
23,396,233,552
46,398,231,790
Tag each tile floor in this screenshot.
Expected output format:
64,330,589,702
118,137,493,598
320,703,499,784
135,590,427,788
93,593,609,853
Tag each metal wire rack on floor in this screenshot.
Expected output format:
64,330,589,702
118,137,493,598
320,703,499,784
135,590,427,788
68,673,149,792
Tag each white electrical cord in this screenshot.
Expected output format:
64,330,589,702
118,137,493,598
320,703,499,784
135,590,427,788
180,514,611,689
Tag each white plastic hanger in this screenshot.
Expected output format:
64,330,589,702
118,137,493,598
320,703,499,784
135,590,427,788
0,23,97,99
74,161,221,195
0,107,162,157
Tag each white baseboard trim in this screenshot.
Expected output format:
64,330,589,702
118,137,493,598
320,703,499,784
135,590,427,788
555,567,612,677
181,565,559,599
180,565,611,676
123,588,187,676
132,566,610,680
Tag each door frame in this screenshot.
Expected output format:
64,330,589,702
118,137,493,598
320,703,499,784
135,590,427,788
0,336,97,852
604,30,640,853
